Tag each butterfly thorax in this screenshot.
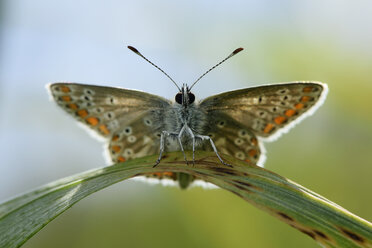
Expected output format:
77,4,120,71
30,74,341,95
163,85,208,150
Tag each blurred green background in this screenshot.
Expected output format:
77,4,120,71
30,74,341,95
1,1,371,247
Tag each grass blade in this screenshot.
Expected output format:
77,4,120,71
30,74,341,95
0,152,371,248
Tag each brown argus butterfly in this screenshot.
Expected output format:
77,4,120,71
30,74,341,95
48,47,328,189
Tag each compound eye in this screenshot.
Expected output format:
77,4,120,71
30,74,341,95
175,93,183,104
188,93,195,104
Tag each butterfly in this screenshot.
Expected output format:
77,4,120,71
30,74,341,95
48,46,328,189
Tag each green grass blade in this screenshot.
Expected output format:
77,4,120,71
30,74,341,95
0,152,371,248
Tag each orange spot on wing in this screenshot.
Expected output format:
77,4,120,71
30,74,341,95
151,172,177,180
86,117,99,126
285,109,296,117
250,137,258,146
274,116,287,125
163,172,175,177
67,103,78,110
99,124,110,135
248,149,257,157
295,103,304,110
60,96,71,102
301,96,312,102
111,145,121,153
245,159,251,163
263,123,275,133
112,135,119,141
60,85,71,93
303,86,313,92
117,156,126,162
76,109,89,118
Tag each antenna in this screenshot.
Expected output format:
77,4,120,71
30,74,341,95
189,47,244,90
127,46,181,91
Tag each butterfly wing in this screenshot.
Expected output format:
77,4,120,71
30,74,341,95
48,83,172,163
199,82,327,165
200,114,264,165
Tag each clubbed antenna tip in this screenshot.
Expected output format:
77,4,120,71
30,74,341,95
127,45,181,91
233,47,244,54
127,46,139,54
189,47,244,90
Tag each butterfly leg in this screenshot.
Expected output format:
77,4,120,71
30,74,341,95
192,136,196,166
154,131,179,167
154,131,168,167
177,125,189,165
184,125,196,166
196,134,232,167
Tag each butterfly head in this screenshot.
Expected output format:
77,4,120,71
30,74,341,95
175,84,195,106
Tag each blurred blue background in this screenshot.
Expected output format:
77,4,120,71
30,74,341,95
1,1,372,247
